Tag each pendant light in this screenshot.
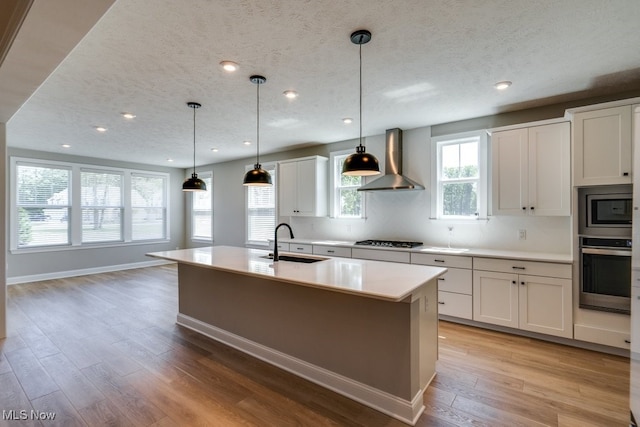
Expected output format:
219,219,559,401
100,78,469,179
243,75,273,186
342,29,380,176
182,102,207,191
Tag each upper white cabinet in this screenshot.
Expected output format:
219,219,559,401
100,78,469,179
491,122,570,216
573,105,633,186
278,156,328,217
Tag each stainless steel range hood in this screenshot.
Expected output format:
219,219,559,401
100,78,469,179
357,128,424,191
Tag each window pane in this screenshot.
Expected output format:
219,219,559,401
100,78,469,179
334,155,364,218
18,207,69,247
339,188,362,217
132,175,167,240
82,208,123,242
442,182,478,216
247,166,275,244
81,171,123,243
442,141,478,179
192,175,212,240
17,164,70,247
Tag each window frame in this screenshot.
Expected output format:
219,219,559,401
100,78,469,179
330,149,366,219
189,171,213,242
245,162,277,247
80,168,125,244
10,156,170,253
430,131,488,220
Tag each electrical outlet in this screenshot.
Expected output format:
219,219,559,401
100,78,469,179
518,229,526,240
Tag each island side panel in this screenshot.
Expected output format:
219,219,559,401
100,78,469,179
177,263,435,401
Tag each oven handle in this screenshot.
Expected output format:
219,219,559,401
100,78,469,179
581,248,632,256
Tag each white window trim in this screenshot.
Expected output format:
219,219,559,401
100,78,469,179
430,131,488,220
189,170,213,243
329,149,366,219
244,161,277,247
10,156,170,253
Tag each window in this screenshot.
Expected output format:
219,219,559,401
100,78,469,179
431,132,487,219
11,157,169,251
191,172,213,241
246,163,276,245
131,173,168,241
16,162,71,248
331,151,365,218
81,169,123,243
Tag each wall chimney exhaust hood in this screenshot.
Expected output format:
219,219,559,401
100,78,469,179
357,128,424,191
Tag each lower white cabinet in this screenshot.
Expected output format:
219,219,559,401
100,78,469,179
411,253,473,319
312,245,352,258
288,243,313,254
473,258,572,338
352,248,411,263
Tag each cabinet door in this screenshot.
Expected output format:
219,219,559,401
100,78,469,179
573,105,632,186
491,128,528,215
473,270,519,328
518,274,572,338
278,161,298,215
294,158,317,216
528,122,570,216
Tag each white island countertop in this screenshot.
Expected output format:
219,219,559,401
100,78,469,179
147,246,446,302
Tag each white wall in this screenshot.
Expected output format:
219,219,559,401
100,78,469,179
203,125,571,255
1,123,6,338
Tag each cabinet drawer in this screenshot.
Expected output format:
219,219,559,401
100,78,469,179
411,252,472,269
288,243,313,254
437,268,472,294
274,242,289,251
473,257,571,279
313,245,352,258
352,248,410,263
437,291,472,320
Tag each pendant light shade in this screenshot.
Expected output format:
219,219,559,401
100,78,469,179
182,102,207,191
342,29,380,177
243,75,272,186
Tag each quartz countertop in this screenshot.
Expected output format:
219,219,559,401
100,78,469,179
275,238,573,263
147,246,446,302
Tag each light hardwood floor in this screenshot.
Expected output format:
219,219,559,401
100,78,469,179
0,265,630,426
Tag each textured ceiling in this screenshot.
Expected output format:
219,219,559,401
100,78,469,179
4,0,640,168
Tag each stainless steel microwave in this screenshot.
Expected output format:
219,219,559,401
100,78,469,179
579,185,632,237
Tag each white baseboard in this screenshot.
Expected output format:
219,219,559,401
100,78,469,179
7,259,174,285
177,313,426,426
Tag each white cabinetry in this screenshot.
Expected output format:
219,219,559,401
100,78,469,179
573,105,633,186
473,258,573,338
491,122,570,216
288,243,313,254
411,253,473,319
278,156,328,217
312,245,352,258
352,248,410,263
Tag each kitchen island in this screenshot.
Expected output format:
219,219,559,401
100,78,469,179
147,246,446,425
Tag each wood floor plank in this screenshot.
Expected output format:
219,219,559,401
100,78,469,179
30,390,86,427
0,372,41,427
2,266,631,427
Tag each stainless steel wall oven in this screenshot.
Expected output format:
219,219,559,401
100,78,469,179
578,185,632,314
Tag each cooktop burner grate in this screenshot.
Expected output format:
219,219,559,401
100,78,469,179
354,240,423,248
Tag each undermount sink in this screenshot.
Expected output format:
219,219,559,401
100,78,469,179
261,254,328,263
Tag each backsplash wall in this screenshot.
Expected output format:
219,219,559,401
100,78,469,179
279,125,572,255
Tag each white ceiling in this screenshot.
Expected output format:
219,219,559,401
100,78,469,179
3,0,640,168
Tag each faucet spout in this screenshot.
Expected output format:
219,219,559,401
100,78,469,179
273,223,294,262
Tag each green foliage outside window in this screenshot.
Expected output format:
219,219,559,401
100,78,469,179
442,165,478,216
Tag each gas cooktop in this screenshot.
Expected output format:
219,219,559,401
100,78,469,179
354,240,423,248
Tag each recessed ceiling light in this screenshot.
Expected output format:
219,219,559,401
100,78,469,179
283,90,298,99
121,112,136,119
61,144,71,148
243,141,251,146
167,158,174,162
95,126,108,132
494,81,512,90
220,61,239,72
211,148,219,152
343,118,353,124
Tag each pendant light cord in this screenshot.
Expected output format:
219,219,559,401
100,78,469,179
256,81,260,166
192,105,197,175
359,40,363,148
